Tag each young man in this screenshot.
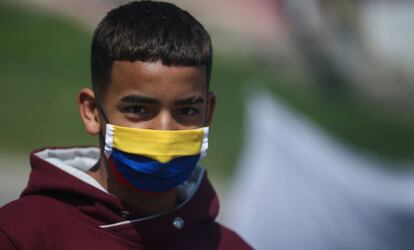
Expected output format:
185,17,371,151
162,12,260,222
0,1,251,249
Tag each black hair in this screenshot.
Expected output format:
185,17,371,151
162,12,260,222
91,0,213,100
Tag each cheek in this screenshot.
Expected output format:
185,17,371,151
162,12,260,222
177,114,207,129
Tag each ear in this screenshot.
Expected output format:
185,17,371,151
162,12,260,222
205,91,216,126
78,88,101,135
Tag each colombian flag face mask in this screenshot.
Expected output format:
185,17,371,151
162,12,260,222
104,123,209,193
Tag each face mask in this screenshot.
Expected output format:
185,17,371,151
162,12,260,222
104,123,209,193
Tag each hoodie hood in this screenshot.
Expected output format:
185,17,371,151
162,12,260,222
21,146,220,243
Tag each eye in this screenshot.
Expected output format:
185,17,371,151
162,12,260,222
123,105,148,114
177,107,200,116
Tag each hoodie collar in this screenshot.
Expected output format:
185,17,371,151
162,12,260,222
34,147,107,192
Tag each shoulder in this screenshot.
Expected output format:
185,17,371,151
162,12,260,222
0,195,64,225
0,195,84,249
216,223,253,250
0,195,72,239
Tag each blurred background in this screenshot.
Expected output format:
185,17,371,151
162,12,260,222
1,0,414,249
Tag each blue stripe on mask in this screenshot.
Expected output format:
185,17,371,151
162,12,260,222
110,148,200,192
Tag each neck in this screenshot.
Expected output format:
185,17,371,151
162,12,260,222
88,157,179,216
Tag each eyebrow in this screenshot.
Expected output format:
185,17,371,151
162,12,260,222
174,95,205,106
119,94,204,105
119,95,159,104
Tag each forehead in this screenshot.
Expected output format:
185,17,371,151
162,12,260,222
106,60,207,101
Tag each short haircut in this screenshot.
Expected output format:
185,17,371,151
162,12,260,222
91,1,213,100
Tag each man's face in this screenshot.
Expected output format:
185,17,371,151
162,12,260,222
100,60,214,130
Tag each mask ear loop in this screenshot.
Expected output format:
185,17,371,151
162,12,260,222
203,91,210,126
95,103,110,152
95,103,115,169
96,103,110,124
203,105,208,126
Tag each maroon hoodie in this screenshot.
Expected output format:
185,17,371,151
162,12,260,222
0,147,252,249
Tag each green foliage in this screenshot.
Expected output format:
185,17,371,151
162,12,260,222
0,2,94,151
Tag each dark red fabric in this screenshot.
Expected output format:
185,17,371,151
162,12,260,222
0,147,252,250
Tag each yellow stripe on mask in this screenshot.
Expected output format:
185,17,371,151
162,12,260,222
109,124,207,163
